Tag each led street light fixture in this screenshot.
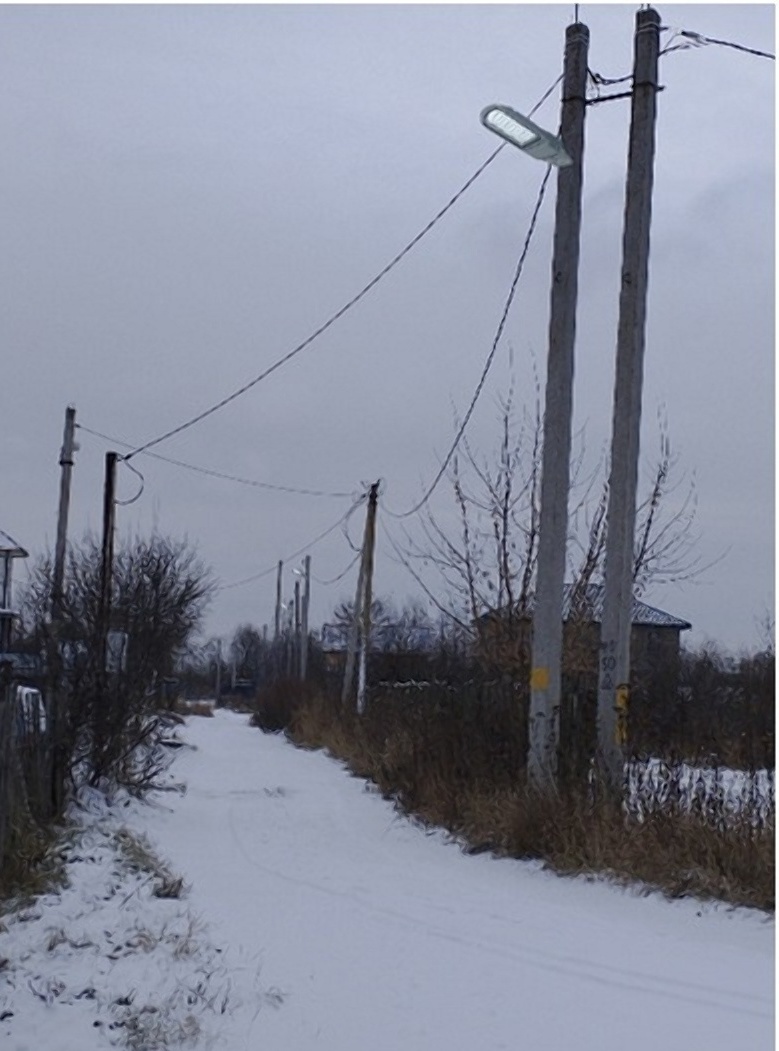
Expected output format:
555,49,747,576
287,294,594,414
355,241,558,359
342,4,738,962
480,104,572,167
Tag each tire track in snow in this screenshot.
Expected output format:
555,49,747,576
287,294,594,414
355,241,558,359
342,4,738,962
226,804,771,1022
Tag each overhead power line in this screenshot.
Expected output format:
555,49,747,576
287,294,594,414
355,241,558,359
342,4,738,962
115,459,145,506
77,423,355,499
123,150,504,461
121,75,564,463
311,551,362,586
589,25,774,95
671,28,774,61
385,163,553,520
217,496,366,591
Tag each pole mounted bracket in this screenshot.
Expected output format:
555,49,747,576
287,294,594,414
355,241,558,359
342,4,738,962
586,85,664,105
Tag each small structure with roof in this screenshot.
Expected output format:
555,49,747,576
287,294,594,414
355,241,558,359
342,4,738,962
320,621,440,680
0,529,29,655
476,583,691,693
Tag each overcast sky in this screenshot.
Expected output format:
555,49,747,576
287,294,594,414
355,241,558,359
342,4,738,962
2,3,774,653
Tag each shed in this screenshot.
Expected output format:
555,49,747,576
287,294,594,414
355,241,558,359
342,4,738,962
476,583,691,691
0,529,29,654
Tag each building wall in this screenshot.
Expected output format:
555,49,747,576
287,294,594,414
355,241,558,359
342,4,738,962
475,612,682,693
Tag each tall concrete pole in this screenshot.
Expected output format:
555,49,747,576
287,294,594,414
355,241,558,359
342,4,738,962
341,538,366,709
52,406,77,619
528,19,590,782
598,6,661,782
342,483,379,710
48,405,78,809
215,639,222,706
356,483,379,715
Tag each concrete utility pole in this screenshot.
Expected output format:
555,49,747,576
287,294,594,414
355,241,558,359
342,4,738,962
356,483,379,715
98,452,118,683
42,406,79,812
341,542,366,708
215,639,222,705
341,482,379,710
48,405,78,810
528,19,590,782
52,406,78,618
300,555,311,681
598,6,661,781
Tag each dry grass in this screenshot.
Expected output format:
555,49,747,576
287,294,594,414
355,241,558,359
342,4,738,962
252,679,318,734
0,819,68,911
174,700,214,718
115,828,187,900
274,688,775,912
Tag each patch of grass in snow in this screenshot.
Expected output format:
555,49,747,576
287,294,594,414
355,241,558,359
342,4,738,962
269,687,775,912
1,808,239,1051
114,828,187,899
0,819,71,914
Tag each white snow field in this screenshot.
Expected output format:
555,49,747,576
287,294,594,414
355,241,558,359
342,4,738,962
2,709,775,1050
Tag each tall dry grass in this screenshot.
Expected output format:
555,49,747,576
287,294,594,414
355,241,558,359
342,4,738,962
253,680,774,911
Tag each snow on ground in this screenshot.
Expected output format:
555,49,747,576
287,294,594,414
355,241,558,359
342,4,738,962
2,710,775,1050
0,775,245,1051
626,758,774,821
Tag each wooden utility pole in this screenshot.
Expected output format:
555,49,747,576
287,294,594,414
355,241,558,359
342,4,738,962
98,452,118,687
528,18,590,783
300,555,311,681
357,484,379,714
598,6,661,781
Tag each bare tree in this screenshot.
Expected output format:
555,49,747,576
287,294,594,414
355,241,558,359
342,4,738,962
21,533,215,788
229,624,266,681
395,395,709,677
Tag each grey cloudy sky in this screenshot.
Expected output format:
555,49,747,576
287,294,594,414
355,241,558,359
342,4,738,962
2,3,774,652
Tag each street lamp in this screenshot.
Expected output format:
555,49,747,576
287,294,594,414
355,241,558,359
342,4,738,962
480,22,590,784
480,104,572,167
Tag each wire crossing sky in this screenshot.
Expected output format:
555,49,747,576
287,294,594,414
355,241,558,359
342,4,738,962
4,4,773,651
121,76,563,462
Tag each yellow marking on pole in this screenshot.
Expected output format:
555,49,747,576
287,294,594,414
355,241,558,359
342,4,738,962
615,683,630,746
531,666,550,690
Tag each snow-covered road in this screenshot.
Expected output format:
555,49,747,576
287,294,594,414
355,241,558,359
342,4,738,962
129,710,773,1051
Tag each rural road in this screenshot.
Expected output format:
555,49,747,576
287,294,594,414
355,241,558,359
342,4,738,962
131,710,775,1051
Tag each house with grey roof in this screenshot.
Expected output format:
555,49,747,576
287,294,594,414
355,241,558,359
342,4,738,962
475,583,691,694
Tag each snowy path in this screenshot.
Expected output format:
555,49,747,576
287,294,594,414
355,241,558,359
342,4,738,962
126,710,774,1051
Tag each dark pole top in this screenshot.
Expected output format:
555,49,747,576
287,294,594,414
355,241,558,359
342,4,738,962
637,7,661,29
566,20,589,42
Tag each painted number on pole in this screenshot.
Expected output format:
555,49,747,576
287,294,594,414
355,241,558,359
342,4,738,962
615,684,629,746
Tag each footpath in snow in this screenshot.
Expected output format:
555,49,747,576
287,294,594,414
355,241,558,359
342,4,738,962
2,709,775,1050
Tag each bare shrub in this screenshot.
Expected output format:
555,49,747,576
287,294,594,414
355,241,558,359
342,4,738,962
20,533,214,796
